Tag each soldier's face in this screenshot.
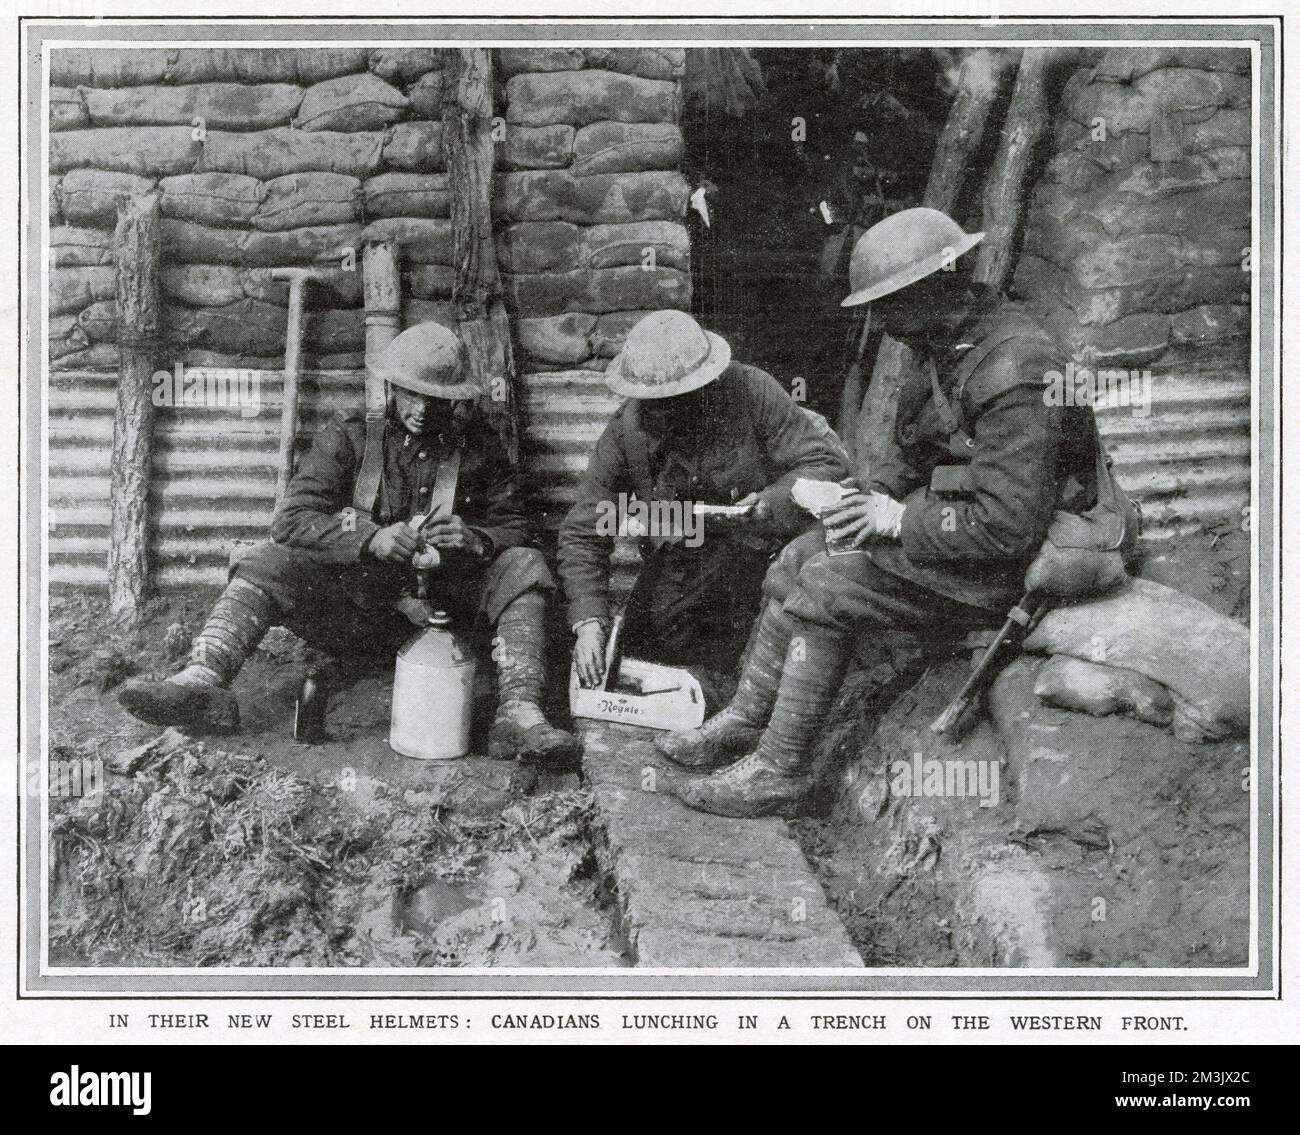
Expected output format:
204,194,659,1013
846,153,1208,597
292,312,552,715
872,272,953,346
393,389,446,436
639,387,707,437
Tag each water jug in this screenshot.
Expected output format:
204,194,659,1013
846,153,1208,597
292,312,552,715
389,611,477,760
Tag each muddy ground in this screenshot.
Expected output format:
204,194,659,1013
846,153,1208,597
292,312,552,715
47,589,627,968
47,520,1250,970
792,520,1253,967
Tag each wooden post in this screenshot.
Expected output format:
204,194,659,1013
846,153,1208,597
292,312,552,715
107,191,162,621
853,48,1011,473
974,48,1061,293
443,47,520,463
363,240,401,412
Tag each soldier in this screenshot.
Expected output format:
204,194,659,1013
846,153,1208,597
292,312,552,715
658,207,1104,817
558,310,850,698
119,321,579,765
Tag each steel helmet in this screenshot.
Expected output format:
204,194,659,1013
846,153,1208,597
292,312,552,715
373,321,479,400
605,310,732,399
841,207,984,307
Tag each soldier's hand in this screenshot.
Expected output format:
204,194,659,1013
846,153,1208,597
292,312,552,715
368,521,418,563
423,515,487,559
573,621,607,689
732,491,772,525
823,491,905,547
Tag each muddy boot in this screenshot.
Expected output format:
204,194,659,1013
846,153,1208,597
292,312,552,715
671,621,852,819
487,592,581,765
117,578,274,735
655,600,792,770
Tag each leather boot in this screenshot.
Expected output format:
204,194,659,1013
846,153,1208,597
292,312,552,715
487,592,581,764
671,620,852,818
118,578,274,734
655,600,792,769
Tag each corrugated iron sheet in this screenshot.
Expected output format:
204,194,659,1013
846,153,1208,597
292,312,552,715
1093,346,1251,539
49,369,365,587
49,366,642,593
48,342,1252,590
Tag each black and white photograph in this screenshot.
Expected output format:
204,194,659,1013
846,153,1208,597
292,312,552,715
4,4,1290,1049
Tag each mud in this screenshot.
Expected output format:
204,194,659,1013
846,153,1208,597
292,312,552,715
47,589,626,968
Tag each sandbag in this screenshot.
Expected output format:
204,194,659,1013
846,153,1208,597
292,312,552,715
240,266,362,308
196,127,385,179
163,47,371,86
360,218,452,264
159,171,262,227
571,122,683,174
162,264,246,308
593,312,642,356
498,125,575,171
1169,303,1248,345
504,71,676,126
58,169,158,226
583,48,686,81
295,73,409,132
50,267,117,316
49,48,171,88
50,176,63,225
580,221,690,269
381,122,445,171
167,299,290,356
52,344,121,371
1033,654,1174,729
305,307,367,354
494,48,586,77
165,263,367,311
253,172,361,230
404,264,455,298
82,83,304,130
1093,46,1252,82
401,298,457,331
50,88,88,131
502,266,690,316
180,348,367,370
49,313,89,358
368,48,447,85
515,313,597,364
50,127,202,176
362,172,449,219
495,222,581,273
408,71,445,118
160,218,362,266
75,300,120,344
494,170,689,224
1024,576,1248,741
50,226,114,267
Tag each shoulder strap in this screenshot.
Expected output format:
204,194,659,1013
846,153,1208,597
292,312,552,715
424,442,463,523
352,410,386,518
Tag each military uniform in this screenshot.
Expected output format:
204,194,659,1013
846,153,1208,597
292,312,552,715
765,298,1096,639
237,410,552,659
558,362,850,672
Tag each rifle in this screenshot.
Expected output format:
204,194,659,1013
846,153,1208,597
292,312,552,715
930,590,1050,737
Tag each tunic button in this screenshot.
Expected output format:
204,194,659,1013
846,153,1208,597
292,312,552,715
419,486,429,496
417,451,427,460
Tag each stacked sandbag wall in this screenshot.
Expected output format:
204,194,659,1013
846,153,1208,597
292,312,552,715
1014,47,1253,536
46,45,691,587
492,47,690,535
49,46,457,373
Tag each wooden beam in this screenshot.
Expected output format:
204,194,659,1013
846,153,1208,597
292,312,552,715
974,47,1062,293
442,47,520,463
107,191,162,621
